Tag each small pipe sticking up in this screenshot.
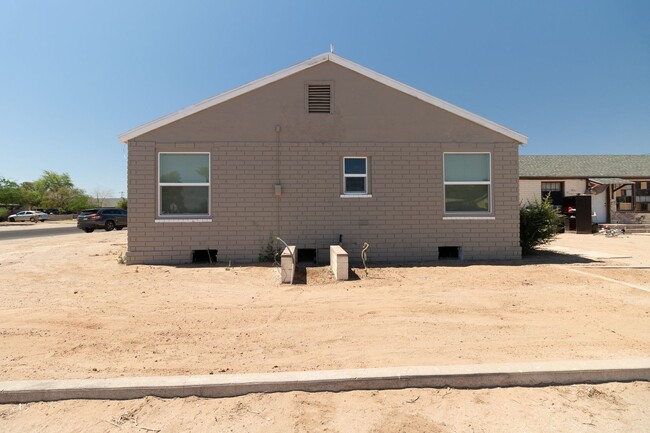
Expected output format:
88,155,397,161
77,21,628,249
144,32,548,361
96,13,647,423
361,242,369,277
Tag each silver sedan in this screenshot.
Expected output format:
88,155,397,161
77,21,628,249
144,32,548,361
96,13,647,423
8,211,48,222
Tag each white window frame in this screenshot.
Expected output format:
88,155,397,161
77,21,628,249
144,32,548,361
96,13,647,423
443,152,492,214
342,156,369,196
158,152,211,218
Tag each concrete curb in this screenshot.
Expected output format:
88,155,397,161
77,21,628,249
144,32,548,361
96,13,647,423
1,359,649,404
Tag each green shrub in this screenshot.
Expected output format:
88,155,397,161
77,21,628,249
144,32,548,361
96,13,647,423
520,195,564,254
0,207,8,222
117,197,127,210
258,234,280,262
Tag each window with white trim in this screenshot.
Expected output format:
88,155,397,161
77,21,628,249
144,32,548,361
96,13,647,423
343,157,368,194
159,152,210,216
443,153,491,213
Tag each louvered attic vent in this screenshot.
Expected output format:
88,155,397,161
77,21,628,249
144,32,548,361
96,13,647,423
308,84,331,113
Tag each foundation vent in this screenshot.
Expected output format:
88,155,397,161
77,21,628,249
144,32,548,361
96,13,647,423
438,246,461,260
308,84,331,113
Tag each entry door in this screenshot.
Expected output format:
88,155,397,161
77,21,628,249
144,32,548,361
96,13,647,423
592,190,607,223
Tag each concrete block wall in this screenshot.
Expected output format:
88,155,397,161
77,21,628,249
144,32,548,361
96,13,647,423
519,179,541,205
126,140,521,265
520,178,588,206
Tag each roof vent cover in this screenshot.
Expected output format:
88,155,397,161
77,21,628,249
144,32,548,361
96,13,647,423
307,84,331,113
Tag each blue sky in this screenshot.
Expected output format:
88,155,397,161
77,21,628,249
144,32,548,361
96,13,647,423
1,0,648,195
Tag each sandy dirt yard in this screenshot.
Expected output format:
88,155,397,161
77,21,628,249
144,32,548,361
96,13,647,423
0,225,649,431
1,382,649,433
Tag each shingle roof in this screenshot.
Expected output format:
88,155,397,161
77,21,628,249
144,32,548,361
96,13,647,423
519,155,650,178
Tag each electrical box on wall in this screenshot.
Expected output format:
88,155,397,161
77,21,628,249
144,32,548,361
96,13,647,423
274,184,282,196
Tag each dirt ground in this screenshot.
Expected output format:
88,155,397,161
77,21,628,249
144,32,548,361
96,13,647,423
1,382,649,433
1,225,649,431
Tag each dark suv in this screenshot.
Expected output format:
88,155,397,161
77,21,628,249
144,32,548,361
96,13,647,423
77,208,127,233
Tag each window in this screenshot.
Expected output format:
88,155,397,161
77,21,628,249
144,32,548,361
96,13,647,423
541,182,562,192
541,181,564,207
616,185,633,211
159,153,210,216
634,181,650,212
307,83,332,113
444,153,491,213
343,157,368,194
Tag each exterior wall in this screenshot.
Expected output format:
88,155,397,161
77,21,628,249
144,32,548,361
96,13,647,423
520,177,650,224
611,178,650,223
127,61,522,264
519,178,586,205
565,179,587,196
610,211,647,224
128,141,521,264
519,179,541,204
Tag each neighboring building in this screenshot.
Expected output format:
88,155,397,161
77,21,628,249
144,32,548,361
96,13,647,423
95,198,122,208
119,53,527,265
520,155,650,224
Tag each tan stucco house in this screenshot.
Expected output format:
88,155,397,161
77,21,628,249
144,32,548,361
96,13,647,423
119,53,527,265
519,155,650,224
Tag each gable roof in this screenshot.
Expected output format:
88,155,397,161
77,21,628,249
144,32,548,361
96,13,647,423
520,155,650,178
119,52,527,144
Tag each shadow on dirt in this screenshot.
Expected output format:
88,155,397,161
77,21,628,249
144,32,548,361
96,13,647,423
349,250,599,269
169,249,599,274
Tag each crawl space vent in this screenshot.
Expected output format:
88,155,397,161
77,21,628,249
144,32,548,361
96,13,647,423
308,84,331,113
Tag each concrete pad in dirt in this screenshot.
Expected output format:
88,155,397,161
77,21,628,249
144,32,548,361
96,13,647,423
542,232,650,266
2,358,649,404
